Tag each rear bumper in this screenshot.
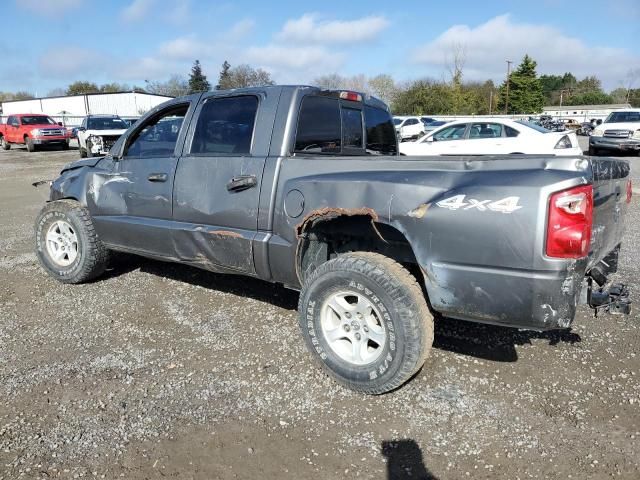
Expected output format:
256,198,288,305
425,260,588,331
590,136,640,151
425,244,629,330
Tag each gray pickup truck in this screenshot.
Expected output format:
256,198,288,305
35,86,632,393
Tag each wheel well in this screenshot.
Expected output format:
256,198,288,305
296,212,420,283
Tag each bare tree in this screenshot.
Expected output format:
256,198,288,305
368,74,397,106
145,75,189,97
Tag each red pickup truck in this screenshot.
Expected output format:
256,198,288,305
0,114,70,152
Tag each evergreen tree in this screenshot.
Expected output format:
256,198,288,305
188,60,211,93
216,61,231,90
497,55,544,114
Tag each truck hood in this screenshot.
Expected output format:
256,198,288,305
85,129,127,136
61,156,104,173
599,122,640,132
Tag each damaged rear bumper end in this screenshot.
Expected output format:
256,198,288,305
588,282,631,315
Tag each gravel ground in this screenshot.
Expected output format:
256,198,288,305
0,140,639,479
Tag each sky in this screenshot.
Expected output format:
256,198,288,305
1,0,639,96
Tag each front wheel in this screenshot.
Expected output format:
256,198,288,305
0,136,10,150
298,252,434,394
588,145,600,156
26,136,36,152
35,200,109,283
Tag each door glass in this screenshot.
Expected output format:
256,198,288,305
294,96,341,153
433,124,466,141
191,96,258,155
364,105,397,155
469,123,502,139
341,108,363,148
125,105,188,158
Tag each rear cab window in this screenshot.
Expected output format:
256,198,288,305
294,94,397,156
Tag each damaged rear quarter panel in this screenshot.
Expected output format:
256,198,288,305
271,154,598,330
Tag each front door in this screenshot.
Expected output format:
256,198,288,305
89,100,195,256
172,92,272,274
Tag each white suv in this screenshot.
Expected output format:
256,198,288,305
393,116,425,141
589,109,640,155
77,115,129,158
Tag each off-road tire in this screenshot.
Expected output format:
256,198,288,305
61,141,69,150
26,136,36,152
588,145,599,156
298,252,434,394
35,200,109,284
79,143,87,158
0,136,9,150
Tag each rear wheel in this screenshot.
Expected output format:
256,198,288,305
35,200,109,284
588,145,600,156
25,136,36,152
298,252,434,394
0,136,10,150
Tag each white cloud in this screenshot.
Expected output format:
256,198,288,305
163,0,191,25
38,47,106,77
18,0,82,16
228,19,255,39
412,14,640,89
120,0,155,23
276,14,389,45
158,36,210,61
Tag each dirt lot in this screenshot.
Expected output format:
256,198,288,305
1,142,639,479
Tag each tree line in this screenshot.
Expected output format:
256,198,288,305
2,58,638,115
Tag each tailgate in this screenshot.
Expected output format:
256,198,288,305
588,157,631,268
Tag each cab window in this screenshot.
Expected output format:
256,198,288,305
125,104,188,158
190,95,259,155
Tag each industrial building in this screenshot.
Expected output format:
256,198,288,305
541,103,632,121
0,91,173,125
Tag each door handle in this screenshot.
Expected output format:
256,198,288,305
147,173,168,182
227,175,257,192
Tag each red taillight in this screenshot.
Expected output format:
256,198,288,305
546,185,593,258
627,179,633,204
339,91,362,102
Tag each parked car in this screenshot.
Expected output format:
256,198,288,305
589,109,640,155
34,86,631,394
393,116,424,141
0,114,70,151
420,116,437,126
422,119,447,133
77,114,129,158
399,118,583,156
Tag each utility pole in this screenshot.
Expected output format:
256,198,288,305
504,60,512,114
489,90,493,115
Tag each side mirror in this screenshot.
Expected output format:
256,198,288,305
57,122,63,126
426,136,434,143
78,127,85,132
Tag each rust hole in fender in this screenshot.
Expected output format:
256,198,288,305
296,207,379,238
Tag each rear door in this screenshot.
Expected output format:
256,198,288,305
6,116,19,143
171,90,274,274
460,122,506,154
90,99,195,256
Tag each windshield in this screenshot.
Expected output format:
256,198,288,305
20,116,56,126
515,120,550,133
604,111,640,123
393,118,403,125
87,117,128,130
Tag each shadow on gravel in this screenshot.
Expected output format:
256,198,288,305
382,439,438,479
433,317,581,362
104,255,582,359
105,254,299,310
